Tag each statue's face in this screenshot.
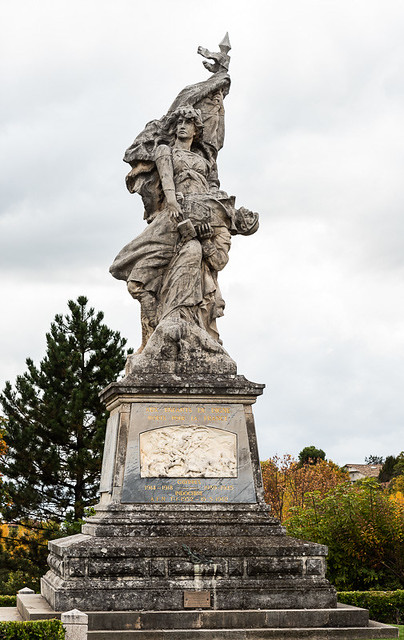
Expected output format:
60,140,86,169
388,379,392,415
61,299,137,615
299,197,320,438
176,117,196,141
243,210,256,227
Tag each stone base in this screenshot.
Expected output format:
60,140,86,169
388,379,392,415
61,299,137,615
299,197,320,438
41,504,337,612
41,372,375,632
125,318,237,376
17,595,399,639
41,374,340,614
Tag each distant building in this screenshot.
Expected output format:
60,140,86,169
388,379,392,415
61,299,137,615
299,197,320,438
344,463,382,482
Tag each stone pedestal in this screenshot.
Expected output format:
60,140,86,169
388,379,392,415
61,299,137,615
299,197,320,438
41,373,337,613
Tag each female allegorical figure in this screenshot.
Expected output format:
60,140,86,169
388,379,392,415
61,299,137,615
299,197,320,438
110,104,258,353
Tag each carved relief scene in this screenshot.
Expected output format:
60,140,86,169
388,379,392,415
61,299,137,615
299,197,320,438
140,425,237,478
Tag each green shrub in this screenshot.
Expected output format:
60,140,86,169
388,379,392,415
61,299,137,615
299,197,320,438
0,595,16,607
338,590,404,624
0,619,64,639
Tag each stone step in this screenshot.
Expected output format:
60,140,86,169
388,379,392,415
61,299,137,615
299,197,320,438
87,606,369,630
16,595,398,639
0,607,23,622
82,523,286,537
47,533,327,557
87,622,398,639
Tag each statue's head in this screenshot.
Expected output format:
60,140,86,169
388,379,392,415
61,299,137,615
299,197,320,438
233,207,259,236
165,105,204,143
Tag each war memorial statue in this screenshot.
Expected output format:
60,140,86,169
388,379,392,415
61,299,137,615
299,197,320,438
22,36,396,639
109,33,257,373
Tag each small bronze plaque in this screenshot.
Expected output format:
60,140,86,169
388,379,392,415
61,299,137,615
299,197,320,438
184,590,211,608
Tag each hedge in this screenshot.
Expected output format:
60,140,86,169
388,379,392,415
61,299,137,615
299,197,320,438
0,597,16,607
0,619,65,639
338,590,404,624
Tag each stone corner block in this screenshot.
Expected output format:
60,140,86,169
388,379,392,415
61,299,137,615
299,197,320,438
61,609,88,624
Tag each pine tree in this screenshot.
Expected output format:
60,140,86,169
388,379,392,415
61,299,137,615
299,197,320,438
379,455,398,483
298,445,326,466
365,455,384,465
379,453,404,483
0,296,129,524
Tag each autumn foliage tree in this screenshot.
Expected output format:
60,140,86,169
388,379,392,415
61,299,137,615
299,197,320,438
0,418,9,513
286,479,404,590
261,454,349,522
1,419,58,594
0,521,59,594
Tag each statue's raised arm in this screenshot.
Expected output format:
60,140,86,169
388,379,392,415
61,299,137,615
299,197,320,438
110,35,259,376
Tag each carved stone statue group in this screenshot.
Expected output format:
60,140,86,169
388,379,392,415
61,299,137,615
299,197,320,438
110,35,259,374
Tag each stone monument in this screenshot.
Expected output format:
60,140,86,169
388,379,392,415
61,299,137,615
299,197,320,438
33,37,397,638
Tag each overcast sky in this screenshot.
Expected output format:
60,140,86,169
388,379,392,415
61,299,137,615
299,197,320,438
1,0,403,465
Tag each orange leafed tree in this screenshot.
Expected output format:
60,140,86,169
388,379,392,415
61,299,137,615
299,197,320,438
389,474,404,506
261,454,349,522
0,417,7,459
0,417,9,511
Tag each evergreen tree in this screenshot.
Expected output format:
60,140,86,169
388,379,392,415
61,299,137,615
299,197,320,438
364,455,384,465
378,453,404,483
0,297,129,524
298,445,326,466
379,455,399,483
393,452,404,477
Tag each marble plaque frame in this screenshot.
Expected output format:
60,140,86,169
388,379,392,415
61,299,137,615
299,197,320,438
121,401,256,503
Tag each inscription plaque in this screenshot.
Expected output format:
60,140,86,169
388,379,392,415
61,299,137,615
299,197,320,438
121,402,257,503
184,590,211,608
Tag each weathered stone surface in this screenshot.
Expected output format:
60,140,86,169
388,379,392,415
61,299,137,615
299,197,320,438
109,35,258,366
42,373,337,613
17,593,60,621
93,374,266,509
150,559,166,578
18,594,399,638
42,520,338,611
125,318,237,376
86,625,399,638
306,557,326,576
99,412,119,493
81,504,285,538
100,374,265,404
247,558,304,576
61,610,88,640
0,608,23,622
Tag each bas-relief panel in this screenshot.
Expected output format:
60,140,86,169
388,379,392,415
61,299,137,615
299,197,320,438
140,425,237,478
121,402,256,504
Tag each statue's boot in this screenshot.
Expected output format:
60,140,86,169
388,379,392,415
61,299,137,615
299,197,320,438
127,281,158,353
